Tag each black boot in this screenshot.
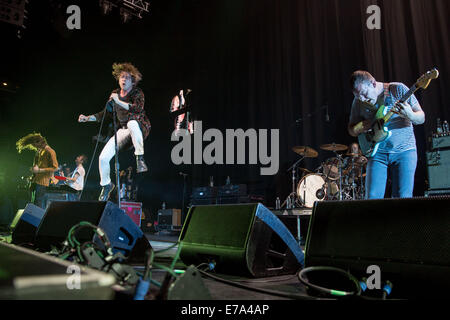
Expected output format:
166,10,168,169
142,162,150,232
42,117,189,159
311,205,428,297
136,155,148,173
98,182,115,201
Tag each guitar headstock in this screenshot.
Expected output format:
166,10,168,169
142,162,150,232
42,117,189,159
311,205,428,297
416,68,439,89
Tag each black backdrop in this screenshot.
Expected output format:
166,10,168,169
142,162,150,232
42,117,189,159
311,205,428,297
0,0,448,218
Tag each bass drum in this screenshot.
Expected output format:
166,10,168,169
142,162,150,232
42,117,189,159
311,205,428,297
296,174,327,208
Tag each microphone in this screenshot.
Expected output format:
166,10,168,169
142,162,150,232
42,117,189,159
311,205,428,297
325,105,330,122
179,172,188,177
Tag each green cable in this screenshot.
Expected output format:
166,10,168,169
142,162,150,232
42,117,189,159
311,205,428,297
154,241,179,254
153,263,179,278
170,242,183,270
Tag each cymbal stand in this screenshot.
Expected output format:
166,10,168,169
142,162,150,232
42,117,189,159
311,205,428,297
349,159,357,199
282,156,305,209
360,165,366,199
334,152,344,201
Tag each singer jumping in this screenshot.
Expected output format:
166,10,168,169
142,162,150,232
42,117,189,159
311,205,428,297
78,62,151,201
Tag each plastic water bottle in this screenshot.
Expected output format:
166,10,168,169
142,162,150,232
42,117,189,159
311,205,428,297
162,202,166,210
443,120,449,134
226,176,231,185
436,118,443,135
275,197,281,210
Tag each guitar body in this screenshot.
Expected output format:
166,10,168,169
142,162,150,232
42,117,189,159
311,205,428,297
358,104,391,158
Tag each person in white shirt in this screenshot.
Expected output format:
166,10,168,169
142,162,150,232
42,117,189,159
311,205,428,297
65,154,87,201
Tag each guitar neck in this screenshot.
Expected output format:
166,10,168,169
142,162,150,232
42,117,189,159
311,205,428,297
383,84,418,123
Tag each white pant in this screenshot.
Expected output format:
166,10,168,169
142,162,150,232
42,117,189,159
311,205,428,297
99,120,144,186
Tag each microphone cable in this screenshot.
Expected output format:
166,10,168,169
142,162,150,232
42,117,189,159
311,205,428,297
298,266,362,298
79,107,108,200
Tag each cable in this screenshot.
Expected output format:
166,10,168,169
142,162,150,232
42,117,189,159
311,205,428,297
298,266,361,297
79,107,108,200
198,269,327,300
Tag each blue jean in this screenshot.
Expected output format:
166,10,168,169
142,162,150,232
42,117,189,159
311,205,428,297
32,184,47,209
365,149,417,199
67,192,80,201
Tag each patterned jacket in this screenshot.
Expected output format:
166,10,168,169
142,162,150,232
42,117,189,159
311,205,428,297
94,87,151,139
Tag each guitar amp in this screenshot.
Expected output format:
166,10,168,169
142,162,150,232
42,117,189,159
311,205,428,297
426,149,450,190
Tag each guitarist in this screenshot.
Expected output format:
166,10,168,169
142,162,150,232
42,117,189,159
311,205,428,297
64,154,87,201
16,133,59,208
347,70,425,199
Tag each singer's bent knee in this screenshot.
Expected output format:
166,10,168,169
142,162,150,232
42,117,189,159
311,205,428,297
127,120,140,130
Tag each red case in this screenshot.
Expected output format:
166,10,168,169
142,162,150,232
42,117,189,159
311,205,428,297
120,201,142,227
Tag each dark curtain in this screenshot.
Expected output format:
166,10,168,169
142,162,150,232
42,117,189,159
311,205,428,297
187,0,449,204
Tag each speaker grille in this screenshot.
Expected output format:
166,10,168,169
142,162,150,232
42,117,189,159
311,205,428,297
306,197,450,266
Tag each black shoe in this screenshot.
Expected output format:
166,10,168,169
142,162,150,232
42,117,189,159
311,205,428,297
136,155,148,173
98,182,115,201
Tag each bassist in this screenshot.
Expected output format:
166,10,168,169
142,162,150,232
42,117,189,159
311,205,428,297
348,70,425,199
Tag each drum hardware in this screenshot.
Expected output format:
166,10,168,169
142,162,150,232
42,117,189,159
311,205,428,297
320,143,348,201
281,146,319,209
282,155,306,209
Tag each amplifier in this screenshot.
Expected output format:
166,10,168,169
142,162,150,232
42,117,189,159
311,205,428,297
157,209,182,231
44,192,70,209
191,186,217,199
426,149,450,190
425,189,450,197
431,134,450,150
217,184,247,197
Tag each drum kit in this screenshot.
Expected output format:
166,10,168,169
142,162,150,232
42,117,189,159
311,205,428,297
282,143,368,209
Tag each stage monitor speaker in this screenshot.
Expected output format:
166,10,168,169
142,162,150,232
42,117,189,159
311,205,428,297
11,203,45,246
305,197,450,299
179,203,304,278
33,201,150,261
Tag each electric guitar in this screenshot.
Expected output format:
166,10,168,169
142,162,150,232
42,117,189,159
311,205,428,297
358,68,439,157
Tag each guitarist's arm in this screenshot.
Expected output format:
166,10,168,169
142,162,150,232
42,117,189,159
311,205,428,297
348,98,373,137
348,119,372,137
395,101,425,125
66,172,80,182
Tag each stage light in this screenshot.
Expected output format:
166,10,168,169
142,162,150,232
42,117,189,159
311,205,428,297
2,82,7,86
99,0,114,15
98,0,150,22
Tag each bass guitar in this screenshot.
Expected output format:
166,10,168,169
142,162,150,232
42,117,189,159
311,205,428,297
358,68,439,157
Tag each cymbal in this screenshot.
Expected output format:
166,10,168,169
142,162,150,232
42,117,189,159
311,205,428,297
345,153,360,157
298,167,312,174
292,146,318,158
320,143,348,152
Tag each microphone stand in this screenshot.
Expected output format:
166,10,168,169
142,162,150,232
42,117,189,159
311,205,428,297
180,172,188,224
112,103,121,208
282,156,305,209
